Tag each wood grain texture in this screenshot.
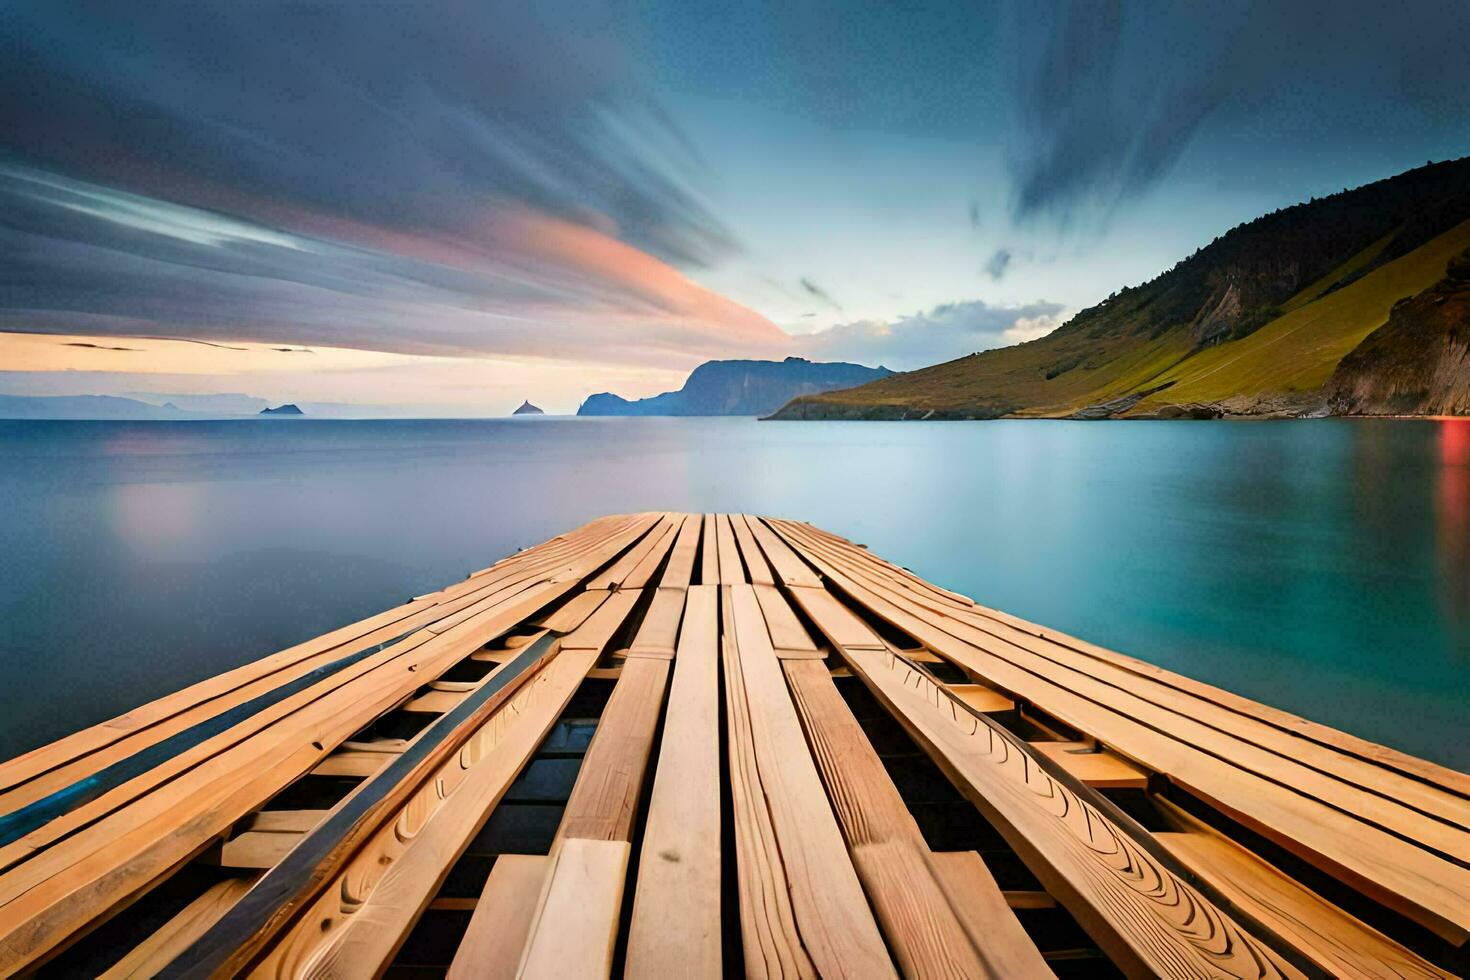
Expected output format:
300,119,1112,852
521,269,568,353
731,514,776,585
560,588,642,653
99,876,259,979
814,641,1305,979
726,585,895,979
446,854,546,980
748,517,823,588
588,514,679,591
246,647,598,980
928,852,1055,979
947,682,1014,713
699,514,719,586
516,838,630,979
783,658,1000,978
536,589,609,634
1028,741,1149,789
752,583,819,655
626,585,722,979
772,519,1470,942
628,586,686,658
661,513,702,589
715,514,745,585
557,656,670,842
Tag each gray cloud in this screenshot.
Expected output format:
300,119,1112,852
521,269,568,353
1002,0,1470,224
984,249,1012,281
0,2,732,269
797,299,1068,371
798,277,843,311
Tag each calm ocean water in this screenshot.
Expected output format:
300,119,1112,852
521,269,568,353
1,417,1466,768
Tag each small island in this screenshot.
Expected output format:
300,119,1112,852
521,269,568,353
259,403,304,416
512,400,544,416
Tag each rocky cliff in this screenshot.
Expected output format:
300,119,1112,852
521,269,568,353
579,357,892,417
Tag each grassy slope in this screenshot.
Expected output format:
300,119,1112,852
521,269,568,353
782,162,1470,419
1130,217,1470,411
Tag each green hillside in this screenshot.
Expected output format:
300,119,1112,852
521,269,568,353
773,158,1470,420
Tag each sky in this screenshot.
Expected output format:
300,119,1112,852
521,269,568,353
3,0,1469,415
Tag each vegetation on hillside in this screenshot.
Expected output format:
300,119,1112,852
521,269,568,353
772,158,1470,419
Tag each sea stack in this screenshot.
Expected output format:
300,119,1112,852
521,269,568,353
512,400,544,416
259,403,304,415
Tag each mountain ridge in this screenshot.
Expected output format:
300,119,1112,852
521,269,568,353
579,356,892,417
772,158,1470,420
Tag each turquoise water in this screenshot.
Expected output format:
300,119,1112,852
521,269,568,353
1,417,1466,769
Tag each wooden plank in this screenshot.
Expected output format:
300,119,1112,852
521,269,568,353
560,588,642,653
556,656,670,842
627,586,685,658
731,515,775,585
784,585,885,650
587,514,678,591
445,854,547,980
135,632,568,977
815,639,1306,978
752,583,818,654
748,516,823,588
928,852,1055,979
715,514,745,585
778,518,1470,824
726,585,894,978
722,625,815,979
240,810,327,834
660,512,702,589
621,515,685,589
215,830,305,870
947,682,1014,713
309,751,391,778
699,514,719,586
776,521,1470,941
517,838,630,979
626,586,721,978
401,689,467,713
240,645,599,979
783,658,997,977
1154,830,1453,979
1028,742,1149,790
536,589,609,634
100,876,258,979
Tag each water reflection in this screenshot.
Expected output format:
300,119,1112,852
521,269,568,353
1438,419,1470,622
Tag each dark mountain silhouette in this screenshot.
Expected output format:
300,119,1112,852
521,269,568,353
512,400,545,415
579,357,892,417
260,403,305,416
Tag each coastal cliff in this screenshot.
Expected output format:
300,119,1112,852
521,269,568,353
580,357,891,417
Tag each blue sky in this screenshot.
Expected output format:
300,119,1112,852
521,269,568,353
3,0,1468,413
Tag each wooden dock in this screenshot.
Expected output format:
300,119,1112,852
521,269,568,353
1,513,1466,978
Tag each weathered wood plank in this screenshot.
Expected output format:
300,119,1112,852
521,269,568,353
587,514,678,591
517,838,631,979
715,514,745,585
783,658,997,977
240,645,598,979
445,854,547,980
661,512,702,590
627,586,686,658
556,655,670,842
699,514,719,586
1155,830,1452,979
773,519,1470,942
731,515,775,585
748,516,823,588
807,638,1306,979
99,876,258,979
1028,741,1149,790
626,585,721,978
752,583,819,655
928,852,1055,979
726,585,894,978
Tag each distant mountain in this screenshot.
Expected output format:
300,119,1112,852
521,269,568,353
124,392,272,414
260,403,304,416
579,357,893,417
0,394,213,420
772,158,1470,420
512,400,544,415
